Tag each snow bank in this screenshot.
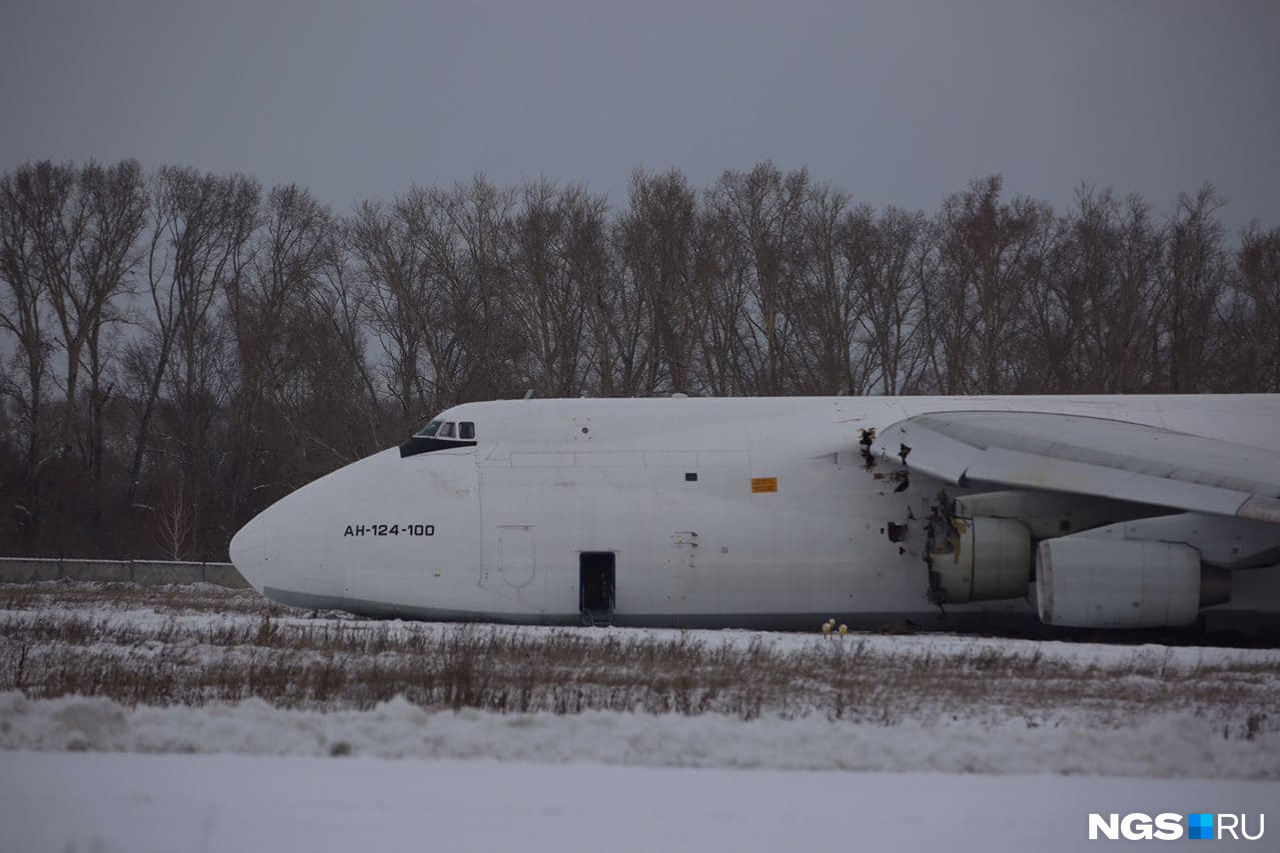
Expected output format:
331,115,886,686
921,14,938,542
1,690,1274,778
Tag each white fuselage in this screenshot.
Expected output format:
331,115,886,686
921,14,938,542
228,395,1280,629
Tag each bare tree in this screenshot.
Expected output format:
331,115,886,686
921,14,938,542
789,186,866,394
1025,186,1164,393
349,197,431,428
312,219,386,446
152,473,195,561
617,169,704,394
70,161,148,524
559,186,619,395
507,180,591,397
697,204,753,396
0,160,146,550
3,163,92,460
857,207,933,394
126,166,259,517
355,178,521,427
707,163,810,394
0,167,54,545
421,177,520,401
1160,184,1228,393
1221,224,1280,392
924,175,1052,394
225,184,334,519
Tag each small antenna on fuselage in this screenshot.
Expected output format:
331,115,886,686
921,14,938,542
524,389,535,399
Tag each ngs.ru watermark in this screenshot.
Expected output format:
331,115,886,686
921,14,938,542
1089,813,1265,841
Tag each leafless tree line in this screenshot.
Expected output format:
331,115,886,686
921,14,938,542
1,159,1277,559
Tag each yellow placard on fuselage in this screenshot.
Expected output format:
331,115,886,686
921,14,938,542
751,477,778,494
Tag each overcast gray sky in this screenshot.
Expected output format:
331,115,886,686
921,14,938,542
3,0,1277,227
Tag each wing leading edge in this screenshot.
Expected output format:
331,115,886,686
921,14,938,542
872,412,1280,526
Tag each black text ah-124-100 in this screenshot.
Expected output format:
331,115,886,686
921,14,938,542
342,524,435,537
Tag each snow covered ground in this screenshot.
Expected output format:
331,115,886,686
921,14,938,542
2,691,1278,778
2,582,1278,851
3,751,1275,853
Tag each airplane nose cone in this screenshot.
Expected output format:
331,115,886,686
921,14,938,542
227,448,414,607
229,510,270,593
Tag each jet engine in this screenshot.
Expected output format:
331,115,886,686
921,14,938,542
928,515,1031,603
1036,537,1231,629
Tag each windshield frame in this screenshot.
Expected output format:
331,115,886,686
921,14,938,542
414,420,442,438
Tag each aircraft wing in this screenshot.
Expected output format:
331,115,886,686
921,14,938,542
872,412,1280,525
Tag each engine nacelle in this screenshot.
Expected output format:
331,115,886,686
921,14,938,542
929,516,1031,603
1036,537,1221,628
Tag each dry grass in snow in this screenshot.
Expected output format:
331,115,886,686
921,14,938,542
2,581,1280,732
2,581,1277,739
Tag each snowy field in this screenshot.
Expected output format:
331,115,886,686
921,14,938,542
2,581,1278,851
4,752,1277,853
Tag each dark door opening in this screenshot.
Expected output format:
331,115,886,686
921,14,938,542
579,552,615,626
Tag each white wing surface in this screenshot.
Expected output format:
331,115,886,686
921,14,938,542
872,412,1280,525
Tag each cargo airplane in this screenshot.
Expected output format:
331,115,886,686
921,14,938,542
229,395,1280,633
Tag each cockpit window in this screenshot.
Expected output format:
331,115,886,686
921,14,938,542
400,415,477,458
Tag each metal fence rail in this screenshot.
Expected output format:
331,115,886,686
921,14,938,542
0,557,248,588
